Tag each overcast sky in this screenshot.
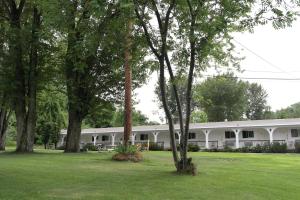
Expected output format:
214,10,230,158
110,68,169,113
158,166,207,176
135,19,300,123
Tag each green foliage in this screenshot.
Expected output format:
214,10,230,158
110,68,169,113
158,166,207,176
112,108,158,127
115,145,138,154
82,143,98,152
36,87,67,148
295,142,300,153
245,83,269,120
190,111,208,123
194,73,247,122
205,143,287,153
275,102,300,119
149,143,164,151
187,144,200,152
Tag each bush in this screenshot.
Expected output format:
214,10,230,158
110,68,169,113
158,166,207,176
270,142,287,153
188,144,200,152
149,143,164,151
295,142,300,153
82,143,98,151
115,145,138,154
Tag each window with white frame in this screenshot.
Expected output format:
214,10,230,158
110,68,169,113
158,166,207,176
102,135,109,141
291,129,300,137
242,130,254,138
140,134,148,141
225,131,235,139
188,132,196,139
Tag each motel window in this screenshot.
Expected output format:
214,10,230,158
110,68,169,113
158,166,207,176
140,134,148,141
102,135,109,141
291,129,300,137
242,131,254,138
225,131,235,139
188,132,196,139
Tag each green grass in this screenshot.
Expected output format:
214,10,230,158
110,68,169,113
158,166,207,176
1,150,300,200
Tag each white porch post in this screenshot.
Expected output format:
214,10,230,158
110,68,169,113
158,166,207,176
204,130,211,149
266,127,276,144
111,133,115,146
60,135,65,146
131,133,136,145
233,129,241,149
93,135,97,146
176,132,181,144
152,132,159,143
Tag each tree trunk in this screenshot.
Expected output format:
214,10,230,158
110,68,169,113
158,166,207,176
123,20,133,148
158,57,179,168
65,109,82,152
0,109,10,151
15,6,40,153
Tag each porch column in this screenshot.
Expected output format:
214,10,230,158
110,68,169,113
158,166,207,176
265,127,276,144
204,130,211,149
131,133,136,145
93,135,97,146
176,132,181,144
60,135,65,146
152,132,159,143
233,129,241,149
111,134,115,146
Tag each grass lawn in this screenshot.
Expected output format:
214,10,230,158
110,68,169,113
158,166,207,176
1,150,300,200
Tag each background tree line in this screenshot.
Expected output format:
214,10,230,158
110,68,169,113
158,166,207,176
155,72,300,123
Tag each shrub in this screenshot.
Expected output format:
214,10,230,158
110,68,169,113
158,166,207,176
270,142,287,153
188,144,200,152
115,145,138,154
295,142,300,153
224,145,233,152
82,143,98,151
149,143,164,151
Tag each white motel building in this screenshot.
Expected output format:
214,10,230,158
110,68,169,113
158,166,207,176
60,118,300,150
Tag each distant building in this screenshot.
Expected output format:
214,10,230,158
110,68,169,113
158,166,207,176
60,118,300,150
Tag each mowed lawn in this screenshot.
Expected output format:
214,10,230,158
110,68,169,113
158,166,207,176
1,150,300,200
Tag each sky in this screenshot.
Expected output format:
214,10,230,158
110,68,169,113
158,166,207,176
135,19,300,123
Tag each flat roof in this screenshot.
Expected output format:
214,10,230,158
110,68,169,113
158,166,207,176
61,118,300,135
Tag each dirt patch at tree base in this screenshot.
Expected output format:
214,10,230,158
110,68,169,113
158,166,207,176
112,152,143,162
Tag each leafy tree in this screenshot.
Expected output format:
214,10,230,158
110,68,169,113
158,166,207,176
112,108,156,127
190,111,208,123
61,1,150,152
195,73,247,122
134,0,297,173
36,86,67,149
275,103,300,119
83,102,116,128
245,83,269,120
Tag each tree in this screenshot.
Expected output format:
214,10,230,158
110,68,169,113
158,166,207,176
124,18,133,148
275,102,300,119
134,0,297,174
36,86,66,149
0,0,44,152
112,108,155,127
195,73,247,122
62,1,150,152
83,102,115,128
245,83,269,120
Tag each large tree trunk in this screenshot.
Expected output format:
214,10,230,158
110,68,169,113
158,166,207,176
15,5,40,153
123,20,133,148
0,108,10,151
65,108,83,152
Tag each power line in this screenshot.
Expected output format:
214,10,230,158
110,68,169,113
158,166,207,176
243,69,300,74
202,74,300,81
233,39,293,76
